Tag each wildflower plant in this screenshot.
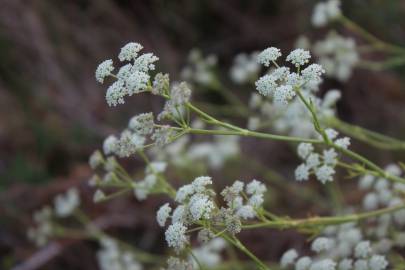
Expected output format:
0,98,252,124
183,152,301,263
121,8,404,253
27,1,405,269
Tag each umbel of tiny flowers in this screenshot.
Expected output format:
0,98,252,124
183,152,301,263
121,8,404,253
294,129,350,183
255,47,325,106
88,145,171,203
312,0,341,27
280,222,389,270
97,236,143,270
95,42,159,106
313,31,359,81
54,187,80,217
156,176,267,254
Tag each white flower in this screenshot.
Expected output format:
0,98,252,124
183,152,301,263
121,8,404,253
311,237,335,253
165,222,189,253
312,0,341,27
286,49,311,67
151,126,172,147
54,188,80,217
246,179,267,195
175,184,195,203
114,131,145,157
335,137,351,149
106,80,126,106
354,259,368,270
103,135,118,155
157,203,172,227
230,52,260,84
273,85,296,105
324,128,339,140
126,71,149,95
358,175,375,190
306,153,321,169
315,165,335,183
93,190,106,203
236,205,256,219
172,205,186,224
118,42,143,62
95,59,114,83
171,82,192,105
338,259,353,270
128,113,154,135
280,249,298,268
117,63,133,80
385,164,402,176
314,32,358,81
295,164,310,181
146,161,167,174
133,53,159,72
189,194,215,220
89,150,104,169
134,175,157,201
152,73,169,95
354,241,372,258
310,259,336,270
297,143,314,159
295,257,312,270
369,255,388,270
323,148,337,165
301,64,325,84
322,90,342,108
257,47,282,66
248,194,264,208
363,192,379,210
192,176,213,193
255,74,277,96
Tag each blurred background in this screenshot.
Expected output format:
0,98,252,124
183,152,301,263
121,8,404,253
1,0,405,269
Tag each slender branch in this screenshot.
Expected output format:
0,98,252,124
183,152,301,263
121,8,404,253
242,203,405,230
326,117,405,151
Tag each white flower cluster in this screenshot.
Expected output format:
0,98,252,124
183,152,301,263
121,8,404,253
186,134,240,169
248,89,341,138
312,0,341,27
158,82,192,121
162,257,193,270
190,238,226,268
255,47,325,106
221,179,267,223
295,130,350,183
358,165,405,247
157,177,267,253
100,108,178,158
102,130,146,158
281,222,389,270
54,187,80,217
97,237,143,270
230,51,261,84
95,42,159,106
181,49,218,86
158,176,216,253
314,32,359,81
27,207,53,247
28,188,81,246
128,112,154,135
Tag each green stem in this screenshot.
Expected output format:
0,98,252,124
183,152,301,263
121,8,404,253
327,117,405,150
243,203,405,230
185,103,322,144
